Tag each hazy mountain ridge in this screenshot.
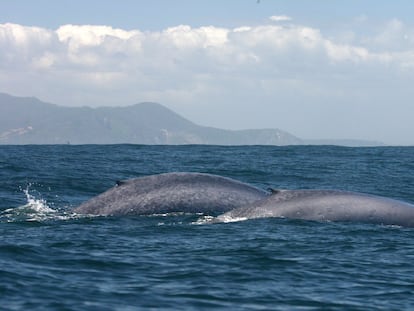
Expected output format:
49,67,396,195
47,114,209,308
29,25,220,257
0,93,382,146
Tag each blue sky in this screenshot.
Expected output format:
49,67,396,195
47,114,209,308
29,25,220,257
3,0,414,30
1,0,414,144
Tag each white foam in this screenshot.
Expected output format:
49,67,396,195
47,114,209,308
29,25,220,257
0,185,83,222
216,215,248,223
192,215,215,225
22,187,56,213
193,215,248,225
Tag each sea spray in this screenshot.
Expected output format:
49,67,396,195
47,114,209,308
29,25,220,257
0,184,82,222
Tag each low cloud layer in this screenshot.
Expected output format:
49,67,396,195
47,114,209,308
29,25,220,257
1,18,414,144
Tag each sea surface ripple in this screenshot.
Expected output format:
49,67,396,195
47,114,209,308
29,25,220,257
1,145,414,310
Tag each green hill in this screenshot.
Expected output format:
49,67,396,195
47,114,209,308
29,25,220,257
0,93,301,145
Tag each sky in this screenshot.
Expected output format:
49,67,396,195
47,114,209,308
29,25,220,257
1,0,414,145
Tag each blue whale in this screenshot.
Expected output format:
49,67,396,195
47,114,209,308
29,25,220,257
215,189,414,227
74,172,268,216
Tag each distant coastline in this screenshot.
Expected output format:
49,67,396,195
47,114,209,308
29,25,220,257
0,93,384,146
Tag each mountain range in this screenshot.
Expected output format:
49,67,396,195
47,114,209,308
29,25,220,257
0,93,382,146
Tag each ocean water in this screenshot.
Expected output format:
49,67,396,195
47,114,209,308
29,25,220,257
1,145,414,310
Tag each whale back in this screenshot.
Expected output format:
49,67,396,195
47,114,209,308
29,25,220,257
74,172,268,216
216,190,414,227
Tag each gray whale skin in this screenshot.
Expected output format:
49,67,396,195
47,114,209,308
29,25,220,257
216,189,414,227
74,172,268,216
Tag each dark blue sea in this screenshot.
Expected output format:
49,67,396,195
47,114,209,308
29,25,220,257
1,145,414,310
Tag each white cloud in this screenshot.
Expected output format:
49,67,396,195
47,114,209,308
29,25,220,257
1,21,410,77
1,19,414,143
269,15,292,22
160,25,228,49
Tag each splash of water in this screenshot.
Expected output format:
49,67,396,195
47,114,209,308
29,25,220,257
194,214,249,225
22,186,56,214
193,215,215,225
0,184,83,222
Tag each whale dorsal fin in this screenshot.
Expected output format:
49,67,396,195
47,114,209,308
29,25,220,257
267,188,281,194
267,188,290,195
116,180,127,187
